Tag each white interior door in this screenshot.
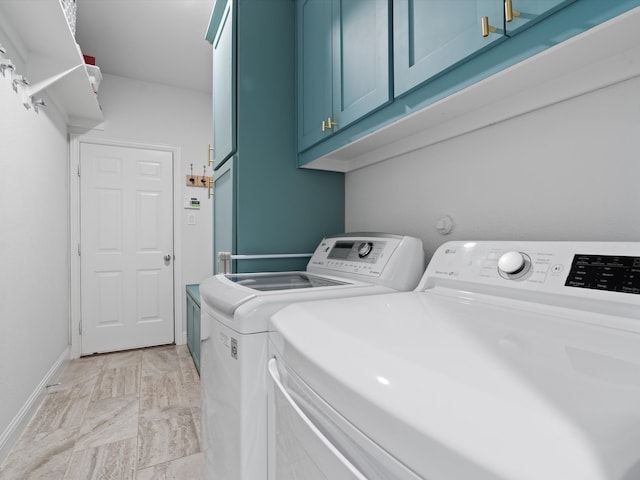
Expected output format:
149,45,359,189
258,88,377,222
80,142,174,355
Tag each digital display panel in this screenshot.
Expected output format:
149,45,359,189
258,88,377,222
565,254,640,295
327,241,355,260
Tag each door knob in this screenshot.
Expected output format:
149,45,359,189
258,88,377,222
164,254,172,262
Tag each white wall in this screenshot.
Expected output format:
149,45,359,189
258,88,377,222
0,39,70,458
77,73,213,334
0,66,212,457
346,75,640,259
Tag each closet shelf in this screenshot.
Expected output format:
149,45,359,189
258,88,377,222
0,0,104,127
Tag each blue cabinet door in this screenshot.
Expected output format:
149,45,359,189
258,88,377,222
394,0,505,97
211,0,236,168
332,0,390,130
297,0,390,152
297,0,333,152
213,158,235,273
505,0,577,35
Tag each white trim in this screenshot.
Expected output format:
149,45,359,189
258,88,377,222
68,136,183,359
0,347,69,464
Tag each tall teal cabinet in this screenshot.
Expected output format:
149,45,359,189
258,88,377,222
206,0,345,274
210,0,235,166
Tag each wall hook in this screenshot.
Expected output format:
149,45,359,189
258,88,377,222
189,163,195,184
0,59,15,76
33,98,47,113
11,74,30,93
201,165,207,185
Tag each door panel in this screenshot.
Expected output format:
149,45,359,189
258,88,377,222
333,0,390,128
297,0,334,152
80,143,174,354
212,0,236,168
394,0,504,96
213,157,236,273
505,0,577,35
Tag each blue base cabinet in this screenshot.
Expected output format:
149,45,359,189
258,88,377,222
207,0,345,274
185,285,201,375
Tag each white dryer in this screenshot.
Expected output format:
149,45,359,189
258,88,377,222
199,233,425,480
268,241,640,480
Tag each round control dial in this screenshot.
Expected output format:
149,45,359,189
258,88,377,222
357,242,373,258
498,251,531,279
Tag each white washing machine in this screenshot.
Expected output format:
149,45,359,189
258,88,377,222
268,241,640,480
199,233,425,479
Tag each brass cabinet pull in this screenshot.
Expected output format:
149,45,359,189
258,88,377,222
505,0,521,22
481,16,497,37
321,116,338,132
208,143,214,166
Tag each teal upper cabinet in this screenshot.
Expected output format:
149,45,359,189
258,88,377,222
394,0,505,97
297,0,390,152
207,0,236,169
504,0,577,35
299,0,640,170
297,0,333,151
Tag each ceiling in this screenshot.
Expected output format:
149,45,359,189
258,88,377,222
75,0,214,94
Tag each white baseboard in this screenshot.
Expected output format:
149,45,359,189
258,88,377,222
0,347,70,464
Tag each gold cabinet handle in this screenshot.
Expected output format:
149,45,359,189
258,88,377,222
481,16,497,37
321,116,338,132
208,143,214,167
505,0,521,22
208,176,214,199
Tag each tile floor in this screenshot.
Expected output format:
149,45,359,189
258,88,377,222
0,344,203,480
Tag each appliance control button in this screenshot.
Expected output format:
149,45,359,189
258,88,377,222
498,251,527,275
358,242,373,258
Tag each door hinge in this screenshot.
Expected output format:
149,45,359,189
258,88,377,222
79,321,82,335
77,163,80,177
77,244,81,256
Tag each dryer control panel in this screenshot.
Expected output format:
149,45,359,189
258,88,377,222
565,254,640,295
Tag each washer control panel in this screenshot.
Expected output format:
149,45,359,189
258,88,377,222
309,237,397,277
422,241,640,298
306,234,425,289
